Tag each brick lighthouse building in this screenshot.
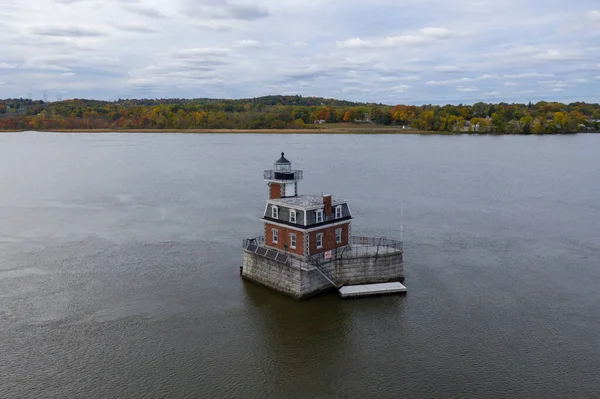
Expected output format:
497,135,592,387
262,152,352,261
242,152,405,299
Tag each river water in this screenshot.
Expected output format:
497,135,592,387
1,132,599,398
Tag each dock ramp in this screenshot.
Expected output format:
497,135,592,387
339,282,407,298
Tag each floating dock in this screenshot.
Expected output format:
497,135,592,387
339,282,407,298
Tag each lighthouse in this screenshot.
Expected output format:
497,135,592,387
242,152,405,299
262,152,352,261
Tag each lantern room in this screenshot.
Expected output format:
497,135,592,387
263,152,304,199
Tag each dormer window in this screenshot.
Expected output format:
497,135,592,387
315,209,324,223
272,206,279,219
289,209,297,223
335,206,343,219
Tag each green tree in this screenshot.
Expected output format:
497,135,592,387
520,116,534,134
491,113,506,133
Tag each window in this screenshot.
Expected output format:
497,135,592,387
290,233,296,249
335,228,342,244
315,209,324,223
289,209,297,223
335,206,343,219
272,206,278,219
316,233,323,249
272,228,278,244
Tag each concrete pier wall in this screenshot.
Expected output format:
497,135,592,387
242,249,404,299
334,251,404,286
241,252,302,298
299,268,332,298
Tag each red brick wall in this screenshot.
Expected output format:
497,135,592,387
309,222,350,256
269,183,282,200
265,222,304,257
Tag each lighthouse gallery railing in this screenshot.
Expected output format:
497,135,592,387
263,170,304,181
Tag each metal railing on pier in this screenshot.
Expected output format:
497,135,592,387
243,235,402,266
350,236,403,252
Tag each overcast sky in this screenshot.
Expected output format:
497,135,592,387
1,0,600,104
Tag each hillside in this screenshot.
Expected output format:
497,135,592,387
1,96,599,134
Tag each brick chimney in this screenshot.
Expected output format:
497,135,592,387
323,194,332,217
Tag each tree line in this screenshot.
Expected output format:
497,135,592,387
1,96,599,133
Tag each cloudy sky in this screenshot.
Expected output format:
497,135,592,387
1,0,600,104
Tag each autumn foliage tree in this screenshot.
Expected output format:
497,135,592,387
0,96,599,134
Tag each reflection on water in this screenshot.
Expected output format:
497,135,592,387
243,280,410,397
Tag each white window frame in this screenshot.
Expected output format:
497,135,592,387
335,206,343,219
315,209,324,223
316,232,323,249
272,228,278,244
289,233,296,249
335,228,342,244
272,206,279,219
289,209,297,224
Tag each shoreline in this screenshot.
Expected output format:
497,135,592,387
1,128,444,135
0,128,595,135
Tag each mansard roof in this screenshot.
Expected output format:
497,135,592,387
269,195,347,210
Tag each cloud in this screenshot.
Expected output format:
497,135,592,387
282,70,330,81
232,40,261,48
124,5,166,19
126,46,230,88
337,27,457,49
225,3,270,20
194,21,234,31
539,80,570,89
426,78,474,86
476,74,501,80
2,0,600,103
484,91,500,96
532,49,584,61
483,45,586,65
457,86,478,92
390,85,411,92
32,26,104,37
503,73,554,79
433,65,472,73
0,62,17,69
182,0,269,21
587,10,600,22
112,23,160,33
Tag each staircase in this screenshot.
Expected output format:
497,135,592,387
313,259,340,288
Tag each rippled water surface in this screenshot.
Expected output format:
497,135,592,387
1,132,599,398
